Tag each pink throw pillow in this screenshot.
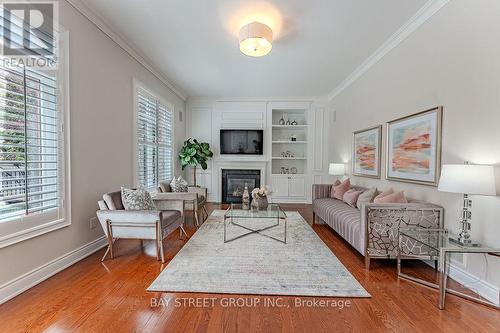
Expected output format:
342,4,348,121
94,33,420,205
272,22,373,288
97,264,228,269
343,189,364,208
329,179,341,198
373,191,408,204
374,188,394,201
333,178,350,200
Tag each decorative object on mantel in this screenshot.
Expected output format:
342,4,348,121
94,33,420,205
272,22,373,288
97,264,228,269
329,163,345,182
179,138,214,186
286,119,291,125
290,167,298,174
242,184,250,210
386,106,443,186
279,114,285,125
438,162,496,246
251,186,269,210
353,125,382,179
291,120,298,125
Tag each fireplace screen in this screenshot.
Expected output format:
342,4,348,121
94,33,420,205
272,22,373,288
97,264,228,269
222,169,261,203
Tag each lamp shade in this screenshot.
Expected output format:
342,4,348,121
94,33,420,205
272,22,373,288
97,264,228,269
329,163,345,176
438,164,496,195
239,22,273,57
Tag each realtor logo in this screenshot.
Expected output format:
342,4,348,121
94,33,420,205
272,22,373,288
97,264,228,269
1,0,58,68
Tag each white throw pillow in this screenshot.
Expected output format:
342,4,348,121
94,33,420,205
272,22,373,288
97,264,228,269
170,176,188,192
121,187,156,210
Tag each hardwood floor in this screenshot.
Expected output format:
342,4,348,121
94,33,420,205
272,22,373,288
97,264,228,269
1,203,498,332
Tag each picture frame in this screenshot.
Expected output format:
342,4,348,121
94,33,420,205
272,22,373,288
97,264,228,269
386,106,443,186
353,125,382,179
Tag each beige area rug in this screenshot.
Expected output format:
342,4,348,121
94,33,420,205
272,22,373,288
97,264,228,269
148,210,370,297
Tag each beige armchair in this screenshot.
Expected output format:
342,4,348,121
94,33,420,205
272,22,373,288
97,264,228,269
96,190,186,263
156,181,208,227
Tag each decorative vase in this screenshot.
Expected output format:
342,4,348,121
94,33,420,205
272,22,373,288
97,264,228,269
242,185,250,210
252,196,269,210
279,114,285,125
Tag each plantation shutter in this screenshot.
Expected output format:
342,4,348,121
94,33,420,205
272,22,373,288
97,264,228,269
0,65,61,222
136,88,173,189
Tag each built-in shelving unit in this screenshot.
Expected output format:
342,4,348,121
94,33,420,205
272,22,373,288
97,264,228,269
271,109,308,175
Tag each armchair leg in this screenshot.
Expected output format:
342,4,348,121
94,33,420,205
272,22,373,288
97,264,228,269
312,212,316,225
202,206,209,220
102,220,114,261
365,255,371,270
156,220,165,263
180,225,188,238
194,210,200,227
155,221,160,260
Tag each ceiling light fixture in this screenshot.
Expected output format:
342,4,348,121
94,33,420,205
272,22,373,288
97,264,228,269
239,21,273,57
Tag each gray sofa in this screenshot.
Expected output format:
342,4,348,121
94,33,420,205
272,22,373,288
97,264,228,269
312,184,444,269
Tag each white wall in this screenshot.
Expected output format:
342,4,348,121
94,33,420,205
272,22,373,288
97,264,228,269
0,0,185,287
327,0,500,289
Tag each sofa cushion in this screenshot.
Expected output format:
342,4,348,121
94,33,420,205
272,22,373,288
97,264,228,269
374,191,408,204
329,179,341,198
313,198,363,254
374,188,394,201
343,189,364,207
332,178,350,200
121,187,156,210
356,187,377,208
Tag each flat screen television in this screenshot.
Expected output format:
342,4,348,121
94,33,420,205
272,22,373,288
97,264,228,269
220,129,263,155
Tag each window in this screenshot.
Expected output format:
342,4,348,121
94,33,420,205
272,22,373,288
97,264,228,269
0,11,69,247
135,85,174,189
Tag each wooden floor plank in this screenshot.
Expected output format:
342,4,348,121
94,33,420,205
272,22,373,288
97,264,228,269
0,203,498,333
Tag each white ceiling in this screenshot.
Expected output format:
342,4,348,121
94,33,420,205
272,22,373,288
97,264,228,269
82,0,428,98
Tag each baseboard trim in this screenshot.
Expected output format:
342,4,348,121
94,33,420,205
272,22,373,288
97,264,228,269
0,236,107,305
449,263,499,306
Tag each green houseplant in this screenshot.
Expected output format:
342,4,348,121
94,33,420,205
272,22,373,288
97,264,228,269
179,138,213,186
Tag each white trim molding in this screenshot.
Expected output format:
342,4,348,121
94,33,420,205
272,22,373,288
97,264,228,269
65,0,187,101
327,0,450,101
449,263,500,306
0,236,107,304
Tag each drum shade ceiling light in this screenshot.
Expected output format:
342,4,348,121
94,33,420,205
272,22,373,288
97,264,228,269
239,22,273,57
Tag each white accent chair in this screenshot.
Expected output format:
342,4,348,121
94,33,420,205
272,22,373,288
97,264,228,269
97,190,186,263
156,181,208,227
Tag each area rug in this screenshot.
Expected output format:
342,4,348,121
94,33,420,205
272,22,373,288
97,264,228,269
148,210,370,297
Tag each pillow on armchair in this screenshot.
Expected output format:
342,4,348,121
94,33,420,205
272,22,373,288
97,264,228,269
170,176,188,192
121,187,155,210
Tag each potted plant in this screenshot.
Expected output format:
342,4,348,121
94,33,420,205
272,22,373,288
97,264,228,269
179,138,213,186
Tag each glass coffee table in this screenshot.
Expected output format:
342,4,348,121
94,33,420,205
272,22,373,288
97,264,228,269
224,203,287,244
398,228,500,309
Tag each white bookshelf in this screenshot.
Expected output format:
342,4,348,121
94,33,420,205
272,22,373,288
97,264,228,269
271,109,308,175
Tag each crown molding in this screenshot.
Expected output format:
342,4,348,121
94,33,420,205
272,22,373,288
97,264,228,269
65,0,187,101
327,0,450,102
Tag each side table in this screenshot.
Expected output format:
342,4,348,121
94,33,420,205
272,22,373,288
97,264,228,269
398,228,500,310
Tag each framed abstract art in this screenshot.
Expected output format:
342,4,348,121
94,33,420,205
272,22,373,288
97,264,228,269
386,106,443,186
353,125,382,178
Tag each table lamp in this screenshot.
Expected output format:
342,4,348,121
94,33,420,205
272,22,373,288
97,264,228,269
329,163,346,181
438,162,496,246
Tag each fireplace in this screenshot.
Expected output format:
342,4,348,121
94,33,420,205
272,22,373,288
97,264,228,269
221,169,261,204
